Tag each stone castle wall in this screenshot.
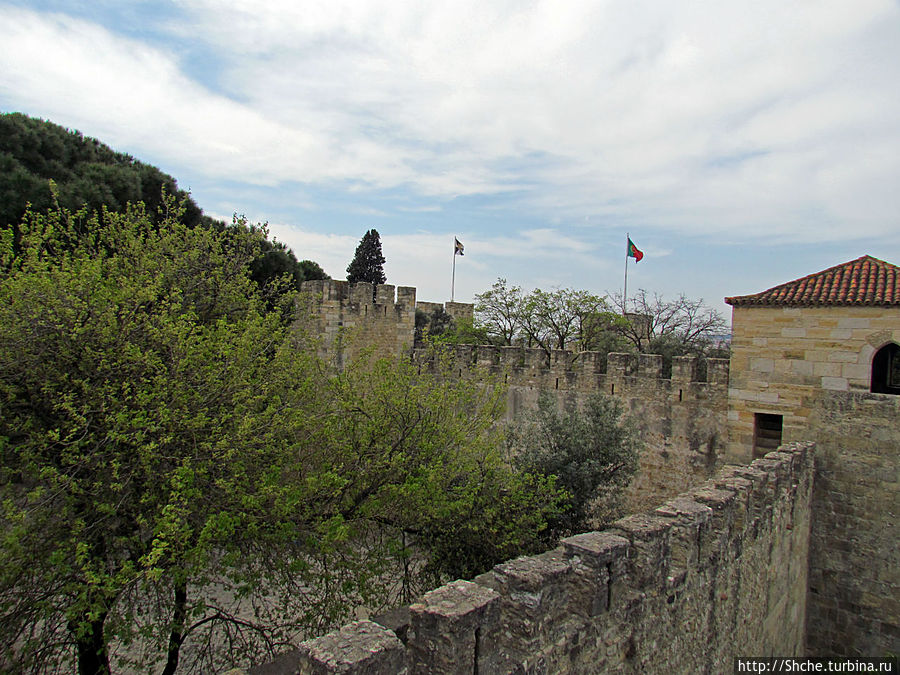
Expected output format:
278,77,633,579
299,280,418,366
414,345,730,513
290,281,899,663
264,442,814,674
727,304,900,657
806,392,900,657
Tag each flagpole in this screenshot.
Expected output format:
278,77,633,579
623,232,629,316
451,242,457,302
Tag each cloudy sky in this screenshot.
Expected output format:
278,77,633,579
2,1,899,319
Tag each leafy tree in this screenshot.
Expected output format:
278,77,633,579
474,279,620,354
0,202,560,671
0,200,321,673
509,391,641,537
415,309,491,347
519,287,613,355
0,112,203,233
320,347,563,596
0,113,328,302
474,278,525,345
346,229,386,286
249,234,304,293
611,289,729,357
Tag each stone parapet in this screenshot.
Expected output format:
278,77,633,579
263,442,814,674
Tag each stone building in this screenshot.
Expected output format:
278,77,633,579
725,254,899,656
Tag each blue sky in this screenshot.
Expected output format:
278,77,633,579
2,1,899,320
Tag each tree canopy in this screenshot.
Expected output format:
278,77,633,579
346,229,386,286
474,278,623,354
0,202,560,673
472,278,728,365
509,392,641,536
0,112,203,232
611,289,729,359
0,112,328,295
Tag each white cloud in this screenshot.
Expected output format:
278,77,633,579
2,0,899,245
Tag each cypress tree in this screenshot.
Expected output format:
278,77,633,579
346,229,386,285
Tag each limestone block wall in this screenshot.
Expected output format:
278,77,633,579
806,392,900,657
269,442,813,674
415,345,730,513
299,280,417,365
727,305,899,463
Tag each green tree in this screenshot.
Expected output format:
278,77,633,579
519,287,612,354
0,203,560,671
320,346,563,597
509,392,641,537
346,229,386,286
0,112,203,233
0,200,324,673
0,113,328,303
474,278,524,345
299,259,330,281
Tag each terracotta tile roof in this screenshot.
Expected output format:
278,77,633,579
725,255,899,307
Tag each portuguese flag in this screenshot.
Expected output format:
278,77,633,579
627,237,643,262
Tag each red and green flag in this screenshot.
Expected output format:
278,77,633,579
627,237,643,262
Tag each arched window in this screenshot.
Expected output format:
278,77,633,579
871,343,900,395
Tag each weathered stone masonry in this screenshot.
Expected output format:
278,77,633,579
286,276,899,666
269,442,814,674
413,345,730,515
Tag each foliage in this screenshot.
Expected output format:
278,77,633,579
433,316,493,346
611,289,730,362
346,229,386,286
0,112,202,232
416,308,493,347
474,278,620,354
0,113,326,302
299,259,330,281
319,347,563,595
0,203,558,672
518,287,615,354
474,278,524,345
509,391,641,537
0,199,317,673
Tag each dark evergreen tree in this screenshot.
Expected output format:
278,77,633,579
299,259,330,281
346,229,386,285
0,113,330,303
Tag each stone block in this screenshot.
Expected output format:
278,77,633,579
297,621,405,675
672,356,699,382
609,514,673,586
562,531,630,614
821,377,849,391
408,580,500,675
638,353,663,378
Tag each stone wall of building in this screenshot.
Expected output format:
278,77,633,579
726,304,900,658
806,391,900,657
415,345,730,514
254,442,813,674
299,280,418,366
726,305,899,463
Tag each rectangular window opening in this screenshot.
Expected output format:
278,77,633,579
753,412,783,457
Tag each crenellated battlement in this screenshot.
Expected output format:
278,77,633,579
413,345,730,388
301,278,417,311
258,442,814,674
298,281,733,514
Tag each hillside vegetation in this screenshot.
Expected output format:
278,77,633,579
0,112,327,290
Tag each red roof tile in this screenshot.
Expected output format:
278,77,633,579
725,255,899,307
